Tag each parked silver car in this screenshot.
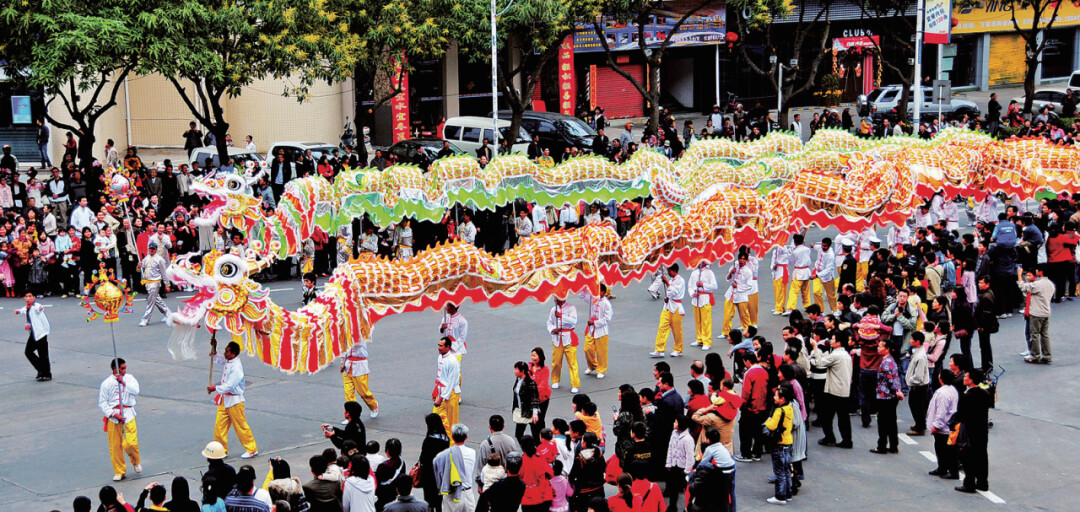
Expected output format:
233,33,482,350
857,85,980,123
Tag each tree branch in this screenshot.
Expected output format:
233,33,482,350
168,77,213,128
591,21,649,99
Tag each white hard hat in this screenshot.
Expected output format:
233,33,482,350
202,441,227,459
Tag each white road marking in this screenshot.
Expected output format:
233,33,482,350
898,433,918,445
919,450,937,462
979,490,1006,504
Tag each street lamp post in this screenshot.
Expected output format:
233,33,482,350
490,0,517,150
913,0,925,124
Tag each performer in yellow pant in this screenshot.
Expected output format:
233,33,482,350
341,341,379,417
692,305,712,347
106,420,141,477
773,277,788,314
786,279,811,311
813,278,839,311
721,299,751,335
583,334,609,376
552,343,581,388
856,261,869,292
748,293,759,326
651,265,687,357
100,358,141,480
214,403,259,455
433,337,461,436
209,340,258,457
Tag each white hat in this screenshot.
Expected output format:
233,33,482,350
869,236,882,244
202,441,227,459
841,239,855,248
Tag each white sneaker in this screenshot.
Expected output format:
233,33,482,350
134,464,142,473
584,369,595,375
138,321,149,327
649,351,665,358
781,310,792,316
772,310,782,316
240,451,258,459
161,317,168,324
596,373,605,379
113,474,125,482
767,497,787,505
341,419,349,425
690,341,701,347
716,334,728,340
570,387,579,393
370,409,379,419
702,345,711,351
1020,350,1031,357
670,351,683,357
551,382,560,389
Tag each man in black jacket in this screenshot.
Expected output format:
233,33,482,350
475,454,524,512
954,369,993,494
652,372,685,464
270,152,293,201
591,129,609,156
476,139,494,161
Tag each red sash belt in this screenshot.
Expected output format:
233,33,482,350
557,328,580,347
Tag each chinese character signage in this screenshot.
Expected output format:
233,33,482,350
558,38,576,116
925,0,952,44
390,58,410,143
953,0,1080,34
574,3,725,53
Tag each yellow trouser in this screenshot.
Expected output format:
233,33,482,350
432,392,461,437
812,278,839,312
856,262,869,292
584,334,609,374
773,278,788,313
214,403,258,455
343,373,379,412
721,299,751,336
106,418,140,476
786,279,811,311
457,354,463,387
551,344,581,388
748,293,759,326
654,309,684,353
693,305,713,347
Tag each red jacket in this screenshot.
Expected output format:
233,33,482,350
741,365,769,414
520,453,554,505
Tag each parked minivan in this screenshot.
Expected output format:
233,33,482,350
1069,70,1080,89
441,116,530,156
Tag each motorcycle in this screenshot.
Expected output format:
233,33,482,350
339,118,356,151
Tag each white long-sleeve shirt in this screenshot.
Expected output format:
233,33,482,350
812,244,836,281
70,205,95,234
15,302,50,340
887,224,910,250
460,222,477,244
212,355,246,408
790,245,812,281
558,206,579,227
531,204,548,234
975,196,998,224
343,342,370,377
856,229,874,263
724,264,753,303
440,312,469,355
547,302,578,346
99,374,140,423
663,274,686,314
771,246,790,281
688,267,718,308
748,253,760,295
435,352,461,400
578,291,613,338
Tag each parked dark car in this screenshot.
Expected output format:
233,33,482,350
494,110,597,159
384,138,464,169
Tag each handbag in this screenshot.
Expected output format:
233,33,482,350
409,461,423,488
512,407,531,424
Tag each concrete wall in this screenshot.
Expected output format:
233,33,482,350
46,73,348,163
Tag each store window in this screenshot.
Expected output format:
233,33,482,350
1042,28,1076,79
949,35,979,87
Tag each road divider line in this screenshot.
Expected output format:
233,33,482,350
919,450,937,462
898,433,917,445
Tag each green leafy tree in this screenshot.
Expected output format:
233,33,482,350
348,0,452,157
448,0,602,145
143,0,360,163
591,0,719,134
729,0,826,128
853,0,918,124
974,0,1067,114
0,0,156,166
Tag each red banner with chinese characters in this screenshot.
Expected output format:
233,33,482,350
390,58,410,143
558,38,576,116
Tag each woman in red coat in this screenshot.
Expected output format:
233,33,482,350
519,435,555,512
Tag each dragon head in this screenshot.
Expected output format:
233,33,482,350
167,249,273,334
191,175,264,233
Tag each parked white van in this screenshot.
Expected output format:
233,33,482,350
441,116,530,156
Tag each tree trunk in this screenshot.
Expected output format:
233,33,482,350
646,60,662,134
77,129,96,170
1023,55,1038,115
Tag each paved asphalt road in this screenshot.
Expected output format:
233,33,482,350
2,227,1078,511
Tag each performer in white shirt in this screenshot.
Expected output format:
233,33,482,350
688,261,718,349
359,224,379,254
974,194,999,225
531,203,549,234
138,242,171,326
433,337,461,436
810,237,838,312
721,251,754,339
515,210,533,241
99,358,141,481
650,264,686,357
340,340,379,420
206,339,258,458
547,297,580,392
914,203,936,229
440,303,469,389
395,220,413,261
886,223,911,255
940,195,960,232
785,234,812,314
579,284,613,378
746,250,761,328
770,245,790,315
